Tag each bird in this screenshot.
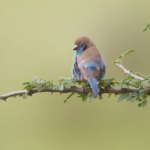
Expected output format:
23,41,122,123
71,36,106,97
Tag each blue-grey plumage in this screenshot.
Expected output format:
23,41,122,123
88,77,98,97
71,53,83,81
71,36,106,97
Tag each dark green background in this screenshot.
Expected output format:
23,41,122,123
0,0,150,149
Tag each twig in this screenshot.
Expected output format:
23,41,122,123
0,90,28,100
116,63,144,80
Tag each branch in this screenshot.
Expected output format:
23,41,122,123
0,63,149,101
0,90,28,101
0,86,149,101
116,63,144,80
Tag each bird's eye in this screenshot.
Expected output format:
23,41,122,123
81,44,84,47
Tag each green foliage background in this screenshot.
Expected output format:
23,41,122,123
0,0,150,150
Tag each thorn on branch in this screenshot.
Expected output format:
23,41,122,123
106,86,110,91
71,86,76,88
2,97,6,101
115,93,118,97
98,93,102,97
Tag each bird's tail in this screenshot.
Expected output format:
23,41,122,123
88,77,98,97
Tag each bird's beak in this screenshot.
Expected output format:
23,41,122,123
73,45,79,50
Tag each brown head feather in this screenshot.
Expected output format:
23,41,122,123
74,36,95,47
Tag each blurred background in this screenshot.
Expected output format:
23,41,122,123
0,0,150,150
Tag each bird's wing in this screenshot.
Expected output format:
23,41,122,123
79,60,102,80
76,46,106,80
71,54,83,81
99,52,106,79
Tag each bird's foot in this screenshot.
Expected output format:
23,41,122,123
82,82,84,93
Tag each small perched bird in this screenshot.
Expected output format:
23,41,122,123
72,36,106,97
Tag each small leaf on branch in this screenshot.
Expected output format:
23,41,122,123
64,92,75,103
117,93,130,103
108,93,113,98
89,96,93,103
141,81,147,85
138,100,147,108
23,93,27,99
130,92,137,97
143,23,150,32
113,49,135,64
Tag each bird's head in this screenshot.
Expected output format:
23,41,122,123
73,36,95,55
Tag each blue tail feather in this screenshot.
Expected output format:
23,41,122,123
88,77,98,97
